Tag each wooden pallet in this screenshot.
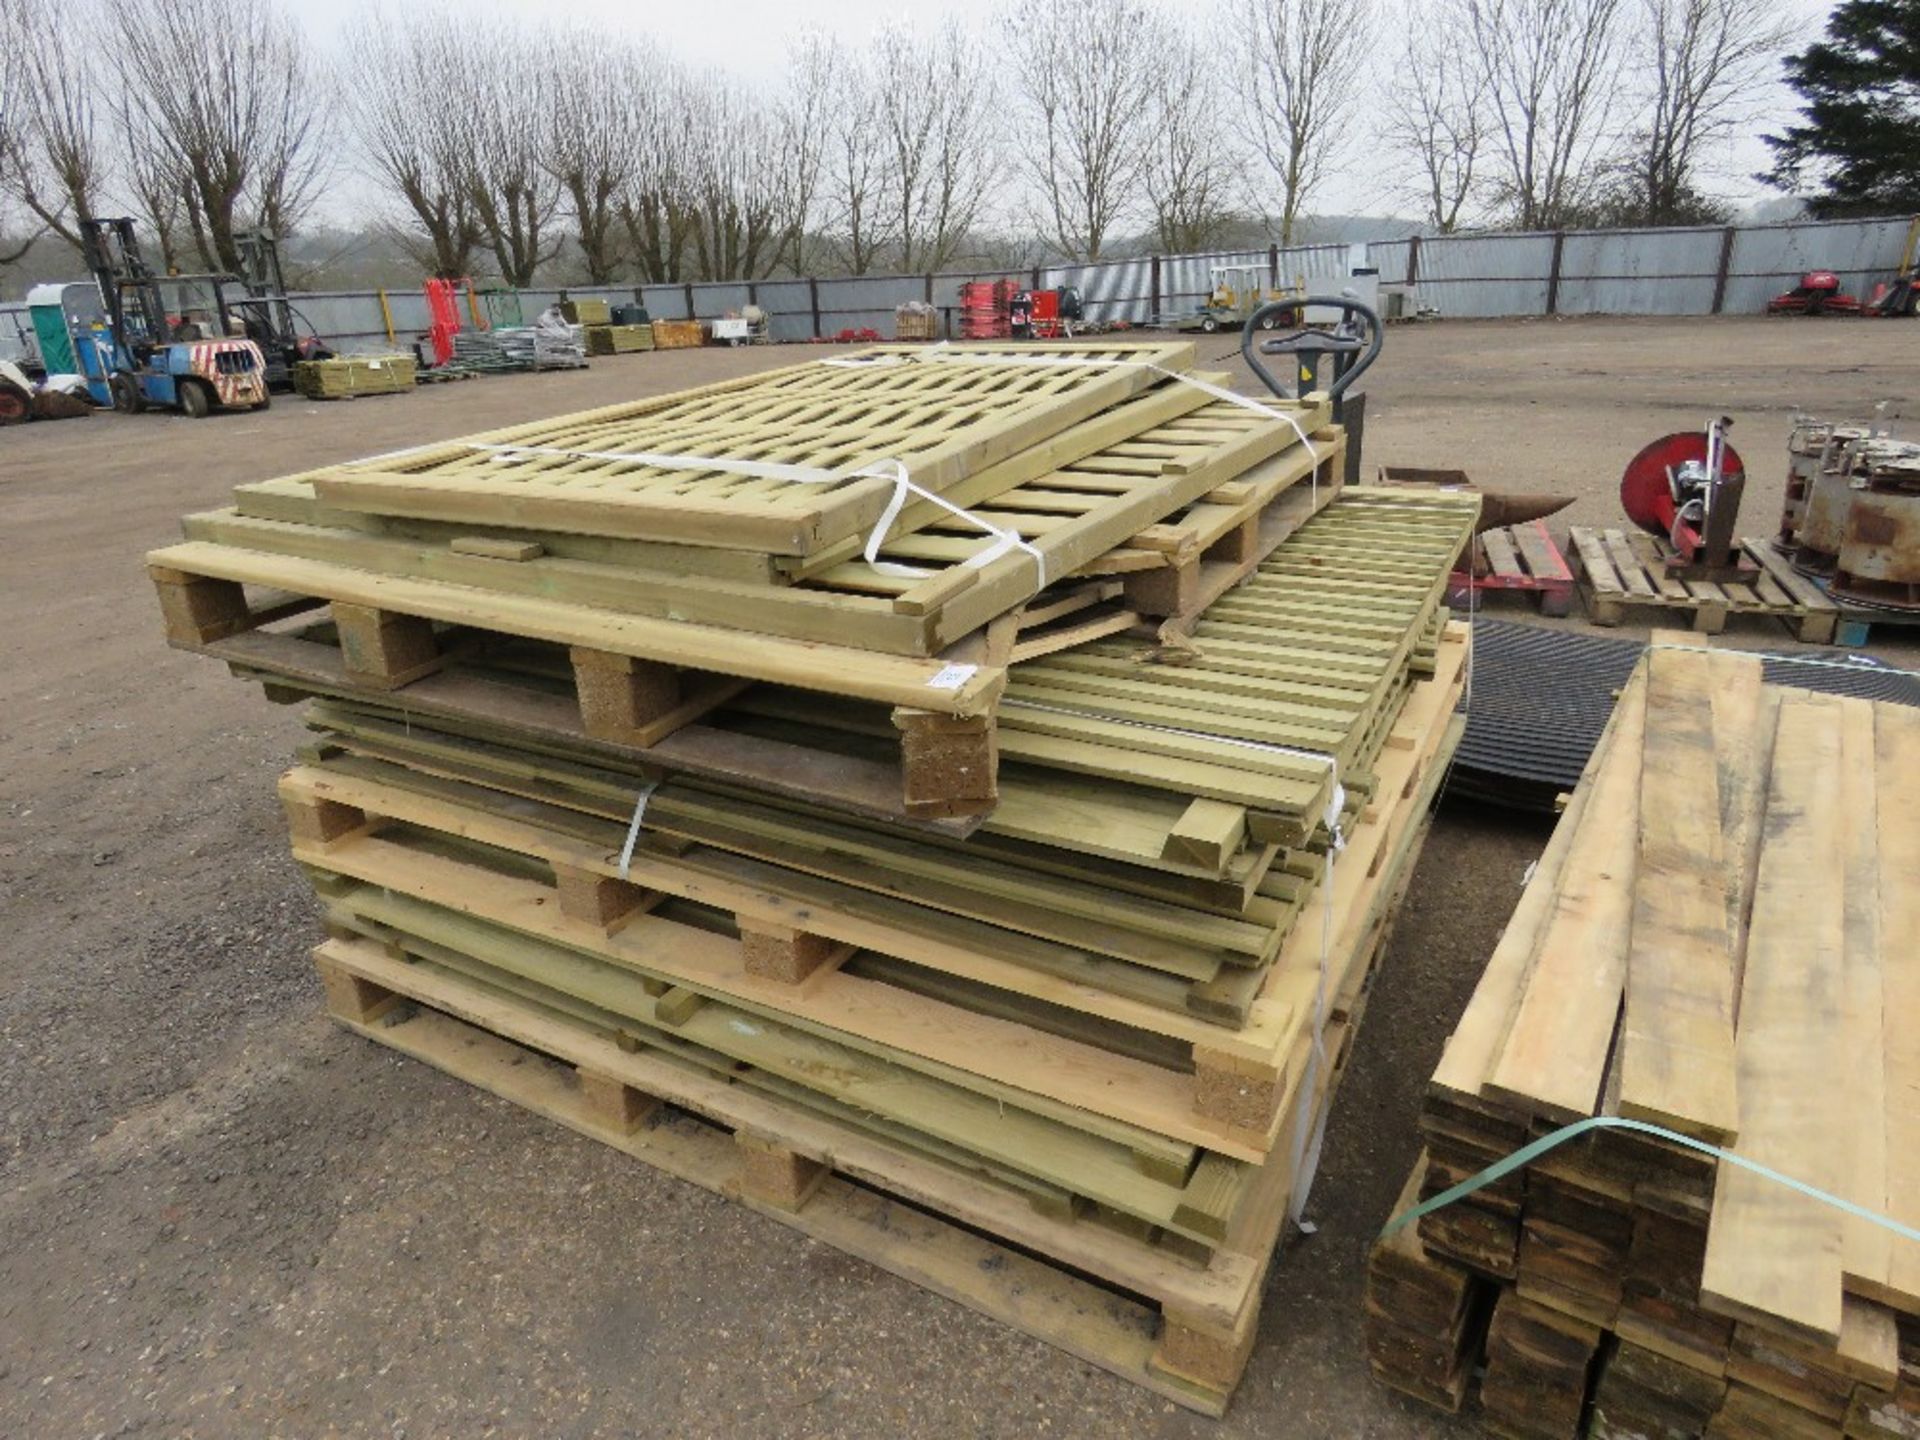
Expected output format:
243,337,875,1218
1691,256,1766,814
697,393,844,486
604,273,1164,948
1449,521,1573,617
1566,528,1839,641
283,627,1466,1163
147,578,999,817
307,703,1451,1416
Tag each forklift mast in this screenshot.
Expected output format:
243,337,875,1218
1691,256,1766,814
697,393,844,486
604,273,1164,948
77,216,168,359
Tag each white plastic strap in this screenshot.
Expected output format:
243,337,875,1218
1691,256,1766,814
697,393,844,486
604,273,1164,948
462,443,1047,592
616,780,660,881
821,348,1326,473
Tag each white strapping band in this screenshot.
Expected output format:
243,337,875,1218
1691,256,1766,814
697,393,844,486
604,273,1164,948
616,780,661,881
463,443,1047,591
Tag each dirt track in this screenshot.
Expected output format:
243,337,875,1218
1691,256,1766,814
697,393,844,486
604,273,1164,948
1,317,1913,1439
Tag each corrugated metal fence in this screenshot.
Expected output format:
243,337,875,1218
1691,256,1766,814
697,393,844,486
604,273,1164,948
2,215,1912,364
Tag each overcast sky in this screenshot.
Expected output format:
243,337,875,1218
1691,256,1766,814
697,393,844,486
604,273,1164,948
293,0,1834,229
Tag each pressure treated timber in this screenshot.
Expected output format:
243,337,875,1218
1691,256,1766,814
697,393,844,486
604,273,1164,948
198,626,969,833
312,940,1246,1411
308,343,1204,554
180,390,1330,660
145,540,1005,717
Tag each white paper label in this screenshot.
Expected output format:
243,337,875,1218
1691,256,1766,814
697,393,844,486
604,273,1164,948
924,663,979,691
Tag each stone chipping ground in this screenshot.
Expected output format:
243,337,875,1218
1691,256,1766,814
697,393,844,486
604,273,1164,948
1,317,1913,1439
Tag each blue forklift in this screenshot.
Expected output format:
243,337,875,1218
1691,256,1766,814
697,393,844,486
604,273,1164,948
73,217,271,418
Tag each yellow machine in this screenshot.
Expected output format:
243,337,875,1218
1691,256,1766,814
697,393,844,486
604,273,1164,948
1177,265,1303,333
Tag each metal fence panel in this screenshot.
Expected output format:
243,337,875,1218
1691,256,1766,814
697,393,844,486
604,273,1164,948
754,279,815,341
1721,217,1914,314
1052,258,1153,322
1415,233,1557,316
1556,227,1724,315
1370,239,1414,287
641,285,691,320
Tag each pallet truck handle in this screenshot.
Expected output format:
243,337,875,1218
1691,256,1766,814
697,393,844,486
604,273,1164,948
1240,295,1383,401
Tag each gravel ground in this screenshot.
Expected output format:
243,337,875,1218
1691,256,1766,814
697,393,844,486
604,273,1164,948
1,317,1913,1439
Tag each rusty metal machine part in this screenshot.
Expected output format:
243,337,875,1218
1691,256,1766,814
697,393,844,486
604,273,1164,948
1778,419,1867,551
1831,444,1920,609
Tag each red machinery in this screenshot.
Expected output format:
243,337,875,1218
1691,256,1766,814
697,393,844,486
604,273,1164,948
1620,420,1758,582
1765,270,1863,316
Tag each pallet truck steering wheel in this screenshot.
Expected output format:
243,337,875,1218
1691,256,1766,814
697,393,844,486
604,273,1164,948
1240,294,1383,402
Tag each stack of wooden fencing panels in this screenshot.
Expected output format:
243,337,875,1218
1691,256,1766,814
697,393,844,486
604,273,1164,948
1365,635,1920,1438
146,342,1478,1414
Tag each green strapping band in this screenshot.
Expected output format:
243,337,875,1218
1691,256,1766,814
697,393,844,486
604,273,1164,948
1378,1115,1920,1244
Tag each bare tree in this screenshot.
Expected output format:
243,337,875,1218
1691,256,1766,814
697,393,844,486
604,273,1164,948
1006,0,1159,261
0,0,109,251
776,34,836,276
1467,0,1626,228
1621,0,1791,221
1144,20,1246,252
458,39,566,285
1381,0,1489,231
1231,0,1372,245
869,21,1000,272
615,72,696,285
546,28,654,283
798,36,895,274
106,0,330,270
680,85,797,280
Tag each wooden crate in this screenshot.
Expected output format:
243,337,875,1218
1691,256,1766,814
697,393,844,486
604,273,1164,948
1566,527,1839,641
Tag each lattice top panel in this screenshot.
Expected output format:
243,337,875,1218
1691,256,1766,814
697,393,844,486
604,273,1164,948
309,343,1200,556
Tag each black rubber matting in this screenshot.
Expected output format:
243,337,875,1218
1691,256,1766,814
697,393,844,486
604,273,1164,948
1450,618,1920,810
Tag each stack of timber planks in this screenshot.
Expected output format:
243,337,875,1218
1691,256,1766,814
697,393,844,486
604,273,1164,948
1365,634,1920,1439
583,323,655,356
292,354,417,400
147,342,1479,1414
649,319,705,349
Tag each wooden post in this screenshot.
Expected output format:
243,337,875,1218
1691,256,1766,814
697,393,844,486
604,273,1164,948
808,276,822,338
1150,254,1162,321
570,648,682,746
1405,234,1422,290
1710,226,1737,314
1268,243,1280,289
682,281,696,320
1545,231,1568,316
333,603,442,688
923,272,934,304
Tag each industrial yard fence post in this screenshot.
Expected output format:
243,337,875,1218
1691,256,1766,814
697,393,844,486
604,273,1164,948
1150,255,1162,322
1545,232,1567,316
1710,227,1737,315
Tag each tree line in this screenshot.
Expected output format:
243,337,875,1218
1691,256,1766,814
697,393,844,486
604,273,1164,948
0,0,1911,288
